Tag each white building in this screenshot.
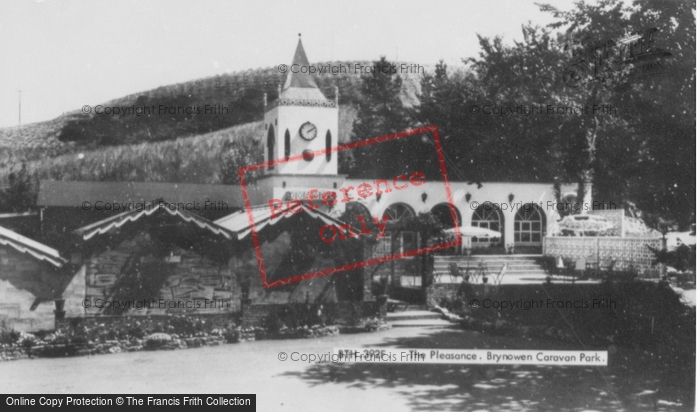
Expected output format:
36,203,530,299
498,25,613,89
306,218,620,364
247,38,585,257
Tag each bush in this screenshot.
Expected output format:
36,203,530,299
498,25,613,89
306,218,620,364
447,280,691,349
262,311,284,333
0,320,20,345
167,316,211,337
222,326,240,343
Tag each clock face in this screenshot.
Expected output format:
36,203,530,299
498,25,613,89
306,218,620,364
299,122,318,141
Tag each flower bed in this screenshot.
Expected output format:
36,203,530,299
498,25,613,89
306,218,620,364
338,317,391,334
0,315,389,361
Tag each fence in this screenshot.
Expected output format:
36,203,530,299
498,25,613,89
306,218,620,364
543,236,663,273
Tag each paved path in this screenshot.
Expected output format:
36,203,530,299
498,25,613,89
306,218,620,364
0,324,691,411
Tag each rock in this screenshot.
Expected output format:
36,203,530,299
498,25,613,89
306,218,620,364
145,333,172,342
144,333,172,349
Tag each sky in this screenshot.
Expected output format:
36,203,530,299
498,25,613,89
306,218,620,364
0,0,572,128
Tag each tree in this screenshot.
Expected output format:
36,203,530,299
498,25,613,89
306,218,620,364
414,0,694,231
349,57,415,178
0,163,37,213
220,136,263,185
540,0,696,230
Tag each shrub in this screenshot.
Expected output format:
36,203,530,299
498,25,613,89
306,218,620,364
222,326,240,343
262,311,284,333
0,319,20,345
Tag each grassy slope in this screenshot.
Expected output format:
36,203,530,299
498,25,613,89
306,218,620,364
18,106,356,185
0,60,418,184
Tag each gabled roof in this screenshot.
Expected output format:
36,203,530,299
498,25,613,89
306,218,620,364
279,38,328,102
37,181,243,208
0,225,66,268
215,203,346,241
74,203,234,241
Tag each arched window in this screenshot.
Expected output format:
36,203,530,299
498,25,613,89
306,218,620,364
284,129,290,160
470,203,503,243
267,125,275,170
326,130,332,161
514,204,545,245
383,203,415,224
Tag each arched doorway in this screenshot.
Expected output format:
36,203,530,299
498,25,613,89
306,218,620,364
514,204,546,252
430,203,462,228
380,203,421,292
431,203,462,255
470,202,504,247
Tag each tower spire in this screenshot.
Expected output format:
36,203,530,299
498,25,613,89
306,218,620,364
283,36,319,90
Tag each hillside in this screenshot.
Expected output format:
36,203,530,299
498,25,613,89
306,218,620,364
0,60,423,169
9,106,357,186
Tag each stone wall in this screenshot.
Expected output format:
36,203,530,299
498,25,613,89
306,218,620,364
83,233,234,317
0,246,74,331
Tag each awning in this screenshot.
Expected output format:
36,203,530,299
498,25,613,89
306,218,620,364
74,203,235,241
0,225,66,268
215,203,348,241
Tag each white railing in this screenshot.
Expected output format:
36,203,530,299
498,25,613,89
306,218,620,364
544,236,663,272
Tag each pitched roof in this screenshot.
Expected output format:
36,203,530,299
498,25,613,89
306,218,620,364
37,181,243,208
283,38,319,89
279,38,328,101
74,203,235,241
0,225,66,267
215,203,346,241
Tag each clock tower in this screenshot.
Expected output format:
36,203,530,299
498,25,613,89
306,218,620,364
262,36,339,176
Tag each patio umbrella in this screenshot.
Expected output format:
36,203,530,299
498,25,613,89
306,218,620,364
444,226,502,238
